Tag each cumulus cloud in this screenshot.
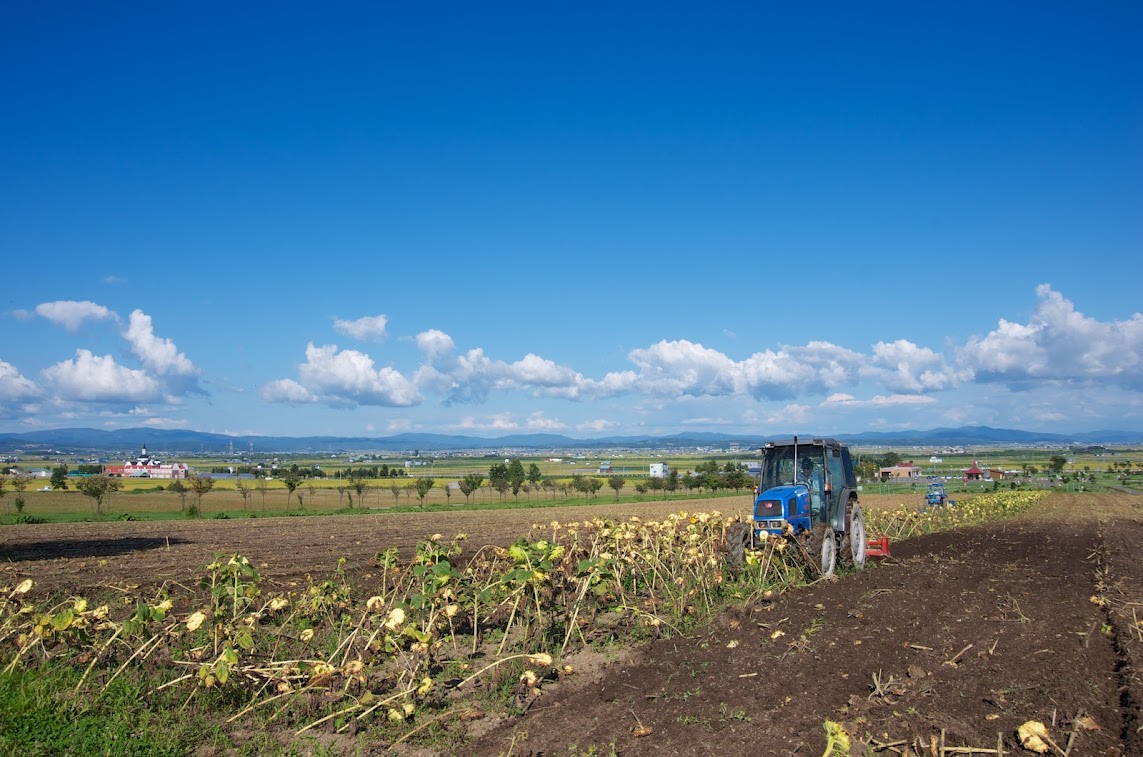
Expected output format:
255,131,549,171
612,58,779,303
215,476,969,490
35,300,118,331
455,413,518,431
123,310,199,378
259,378,318,404
871,340,964,392
139,416,191,429
623,340,741,397
821,393,937,408
0,360,41,402
526,412,565,430
413,330,588,404
958,284,1143,389
41,350,163,403
594,339,864,402
333,314,389,341
741,341,866,400
263,343,420,408
763,404,813,425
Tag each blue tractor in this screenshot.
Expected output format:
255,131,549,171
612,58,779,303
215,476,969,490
726,437,866,577
924,481,956,508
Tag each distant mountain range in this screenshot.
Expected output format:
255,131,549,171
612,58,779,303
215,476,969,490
0,425,1140,455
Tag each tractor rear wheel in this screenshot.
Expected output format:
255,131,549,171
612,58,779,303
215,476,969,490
805,523,837,578
844,503,866,570
726,522,751,572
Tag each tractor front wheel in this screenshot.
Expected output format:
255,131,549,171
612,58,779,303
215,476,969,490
806,523,837,578
726,522,752,572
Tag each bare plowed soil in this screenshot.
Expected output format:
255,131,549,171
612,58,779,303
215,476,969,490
467,493,1143,756
2,493,1140,755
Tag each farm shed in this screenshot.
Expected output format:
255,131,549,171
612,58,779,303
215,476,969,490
878,462,922,480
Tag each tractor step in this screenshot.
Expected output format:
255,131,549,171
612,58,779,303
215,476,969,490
865,535,891,558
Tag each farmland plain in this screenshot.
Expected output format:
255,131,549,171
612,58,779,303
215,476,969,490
1,487,1140,754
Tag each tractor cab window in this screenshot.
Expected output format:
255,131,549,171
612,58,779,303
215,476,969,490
826,447,846,526
760,446,827,517
759,448,795,490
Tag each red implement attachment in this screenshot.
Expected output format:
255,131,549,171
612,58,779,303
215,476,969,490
865,535,891,558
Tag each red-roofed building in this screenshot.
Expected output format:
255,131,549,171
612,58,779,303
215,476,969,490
104,445,190,480
964,464,983,481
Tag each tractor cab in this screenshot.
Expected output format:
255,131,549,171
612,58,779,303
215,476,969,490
924,481,955,508
751,438,856,541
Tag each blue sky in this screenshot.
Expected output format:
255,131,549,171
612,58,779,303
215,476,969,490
2,2,1141,439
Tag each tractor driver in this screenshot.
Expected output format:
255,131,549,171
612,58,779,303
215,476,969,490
798,456,824,516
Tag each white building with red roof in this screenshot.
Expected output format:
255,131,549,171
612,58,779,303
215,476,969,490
104,445,190,480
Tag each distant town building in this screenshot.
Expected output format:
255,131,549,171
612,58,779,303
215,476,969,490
879,461,922,480
104,445,190,479
649,462,671,478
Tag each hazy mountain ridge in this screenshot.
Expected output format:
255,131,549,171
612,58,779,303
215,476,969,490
0,425,1139,455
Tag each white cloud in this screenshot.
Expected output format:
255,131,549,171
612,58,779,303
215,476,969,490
413,330,588,404
416,329,455,360
525,412,565,430
741,342,865,400
41,350,163,403
679,416,734,426
0,360,41,402
583,370,638,397
333,314,389,341
35,300,118,331
821,393,936,408
123,310,199,379
139,416,191,429
263,343,420,408
454,413,518,431
576,419,616,432
608,339,864,402
871,340,963,392
958,284,1143,389
259,378,318,404
624,340,740,397
822,397,937,409
763,403,812,425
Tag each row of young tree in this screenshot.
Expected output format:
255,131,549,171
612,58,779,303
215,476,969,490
3,457,763,517
206,464,409,479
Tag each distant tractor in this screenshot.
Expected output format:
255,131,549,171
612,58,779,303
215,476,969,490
924,481,956,508
727,437,866,577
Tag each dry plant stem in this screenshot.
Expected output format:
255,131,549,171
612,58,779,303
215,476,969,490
340,684,419,730
561,577,594,654
945,643,974,666
390,707,480,747
99,632,164,696
227,680,304,722
149,672,195,694
497,592,524,656
296,702,363,736
74,625,125,692
617,604,681,635
456,653,546,690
